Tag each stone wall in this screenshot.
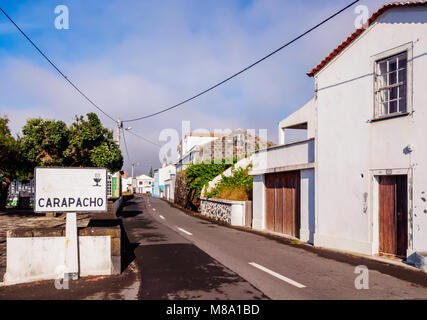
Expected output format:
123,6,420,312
174,173,199,211
200,198,232,224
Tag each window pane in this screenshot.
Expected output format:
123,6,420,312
399,85,407,112
389,71,397,85
398,68,406,84
378,89,387,103
390,100,398,114
390,87,398,100
398,55,407,69
379,102,388,116
389,59,397,72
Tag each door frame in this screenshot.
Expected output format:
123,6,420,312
370,168,413,257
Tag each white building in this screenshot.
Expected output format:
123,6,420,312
135,174,153,194
121,176,133,193
251,2,427,262
153,164,176,198
176,132,226,172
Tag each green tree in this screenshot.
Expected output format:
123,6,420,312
0,117,31,209
149,167,153,178
20,118,70,167
64,112,123,173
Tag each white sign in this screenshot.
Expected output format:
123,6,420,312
35,167,108,213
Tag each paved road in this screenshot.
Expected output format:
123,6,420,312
128,195,427,300
122,196,267,300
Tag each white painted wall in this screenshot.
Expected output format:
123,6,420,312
279,98,316,144
4,236,111,285
300,169,315,244
252,175,265,231
314,7,427,255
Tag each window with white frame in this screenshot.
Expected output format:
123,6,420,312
374,52,407,118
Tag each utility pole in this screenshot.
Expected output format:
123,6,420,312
117,118,121,147
116,118,122,197
131,163,135,193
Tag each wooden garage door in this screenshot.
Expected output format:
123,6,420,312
265,171,300,237
379,175,408,258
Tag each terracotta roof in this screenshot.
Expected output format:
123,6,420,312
307,1,427,77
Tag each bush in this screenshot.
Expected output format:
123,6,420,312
206,165,253,201
184,160,230,200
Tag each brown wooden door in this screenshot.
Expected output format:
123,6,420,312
265,171,300,237
379,175,408,258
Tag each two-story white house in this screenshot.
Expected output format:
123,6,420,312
251,1,427,263
135,174,153,194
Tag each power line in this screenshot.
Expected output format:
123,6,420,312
121,128,132,164
122,0,360,123
127,130,162,148
0,7,117,123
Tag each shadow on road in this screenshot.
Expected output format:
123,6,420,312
136,243,266,300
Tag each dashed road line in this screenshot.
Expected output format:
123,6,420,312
248,262,306,288
159,215,165,220
177,227,193,236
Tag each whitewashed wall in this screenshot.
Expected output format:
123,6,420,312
314,7,427,255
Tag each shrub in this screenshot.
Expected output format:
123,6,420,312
206,165,253,201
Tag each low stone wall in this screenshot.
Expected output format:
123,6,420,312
200,198,251,227
200,198,232,224
108,196,123,217
2,225,121,286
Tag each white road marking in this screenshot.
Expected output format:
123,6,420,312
177,227,193,236
248,262,306,288
159,215,165,220
152,208,156,211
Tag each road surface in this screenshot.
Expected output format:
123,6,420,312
126,195,427,300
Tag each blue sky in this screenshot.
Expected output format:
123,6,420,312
0,0,393,175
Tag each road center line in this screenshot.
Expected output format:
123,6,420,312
248,262,306,288
152,208,156,211
159,215,165,220
177,227,193,236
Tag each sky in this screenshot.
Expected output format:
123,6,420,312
0,0,394,176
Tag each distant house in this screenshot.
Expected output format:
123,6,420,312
152,164,176,198
135,174,153,194
251,2,427,262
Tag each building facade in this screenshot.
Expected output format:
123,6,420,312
251,2,427,261
135,174,153,194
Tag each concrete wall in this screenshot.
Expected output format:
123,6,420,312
200,198,248,227
279,98,316,144
251,139,315,175
314,7,427,255
252,175,265,231
3,226,121,286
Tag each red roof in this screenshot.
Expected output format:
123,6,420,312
307,1,427,77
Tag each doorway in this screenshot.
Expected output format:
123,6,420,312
265,171,300,237
378,175,408,258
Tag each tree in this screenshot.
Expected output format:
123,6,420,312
149,167,153,178
64,112,123,173
0,117,31,209
20,118,70,167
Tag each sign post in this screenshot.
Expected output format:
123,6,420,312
65,212,79,280
34,167,108,280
